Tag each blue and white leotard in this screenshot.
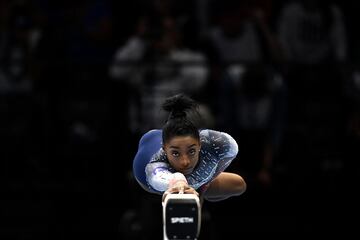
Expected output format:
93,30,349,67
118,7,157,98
132,129,238,194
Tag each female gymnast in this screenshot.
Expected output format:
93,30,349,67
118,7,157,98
132,94,246,202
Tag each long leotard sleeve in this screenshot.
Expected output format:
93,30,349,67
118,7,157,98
142,129,238,193
210,130,239,173
145,149,187,193
185,129,239,190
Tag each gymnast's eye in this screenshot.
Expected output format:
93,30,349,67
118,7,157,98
171,151,179,157
188,149,196,156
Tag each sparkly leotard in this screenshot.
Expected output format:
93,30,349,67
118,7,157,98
132,129,238,194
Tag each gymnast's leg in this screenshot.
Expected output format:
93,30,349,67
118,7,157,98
132,130,162,193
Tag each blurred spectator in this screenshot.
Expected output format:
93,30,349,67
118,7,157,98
112,0,200,49
202,0,281,64
0,0,40,94
198,0,283,117
218,64,288,191
109,14,208,134
276,0,347,64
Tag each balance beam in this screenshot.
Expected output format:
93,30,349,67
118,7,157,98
162,193,201,240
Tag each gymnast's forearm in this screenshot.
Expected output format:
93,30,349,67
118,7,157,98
203,172,246,202
145,163,188,192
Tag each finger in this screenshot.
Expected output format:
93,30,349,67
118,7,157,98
168,187,178,193
184,188,199,196
178,185,184,194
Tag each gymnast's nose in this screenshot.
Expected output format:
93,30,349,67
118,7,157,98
180,155,190,168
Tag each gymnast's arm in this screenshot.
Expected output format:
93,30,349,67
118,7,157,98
145,161,188,192
201,131,247,202
202,172,246,202
145,161,199,200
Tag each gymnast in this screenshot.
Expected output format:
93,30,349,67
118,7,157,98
132,93,246,203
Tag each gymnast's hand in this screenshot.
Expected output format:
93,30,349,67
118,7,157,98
162,182,199,201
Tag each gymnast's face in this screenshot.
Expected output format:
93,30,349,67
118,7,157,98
163,135,201,175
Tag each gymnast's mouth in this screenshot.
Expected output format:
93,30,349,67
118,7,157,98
180,168,193,175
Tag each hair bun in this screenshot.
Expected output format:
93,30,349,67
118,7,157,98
162,93,197,119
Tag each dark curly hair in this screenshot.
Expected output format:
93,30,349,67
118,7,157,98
161,93,200,144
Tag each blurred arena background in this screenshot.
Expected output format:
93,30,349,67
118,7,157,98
1,0,358,239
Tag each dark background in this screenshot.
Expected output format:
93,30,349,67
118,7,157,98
1,0,358,239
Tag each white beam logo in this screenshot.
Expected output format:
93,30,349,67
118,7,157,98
171,217,194,224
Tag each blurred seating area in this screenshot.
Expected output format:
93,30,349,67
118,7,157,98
1,0,358,239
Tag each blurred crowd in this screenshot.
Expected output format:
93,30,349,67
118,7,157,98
1,0,359,239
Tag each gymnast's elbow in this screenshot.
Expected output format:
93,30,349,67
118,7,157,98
203,174,247,202
235,176,247,196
